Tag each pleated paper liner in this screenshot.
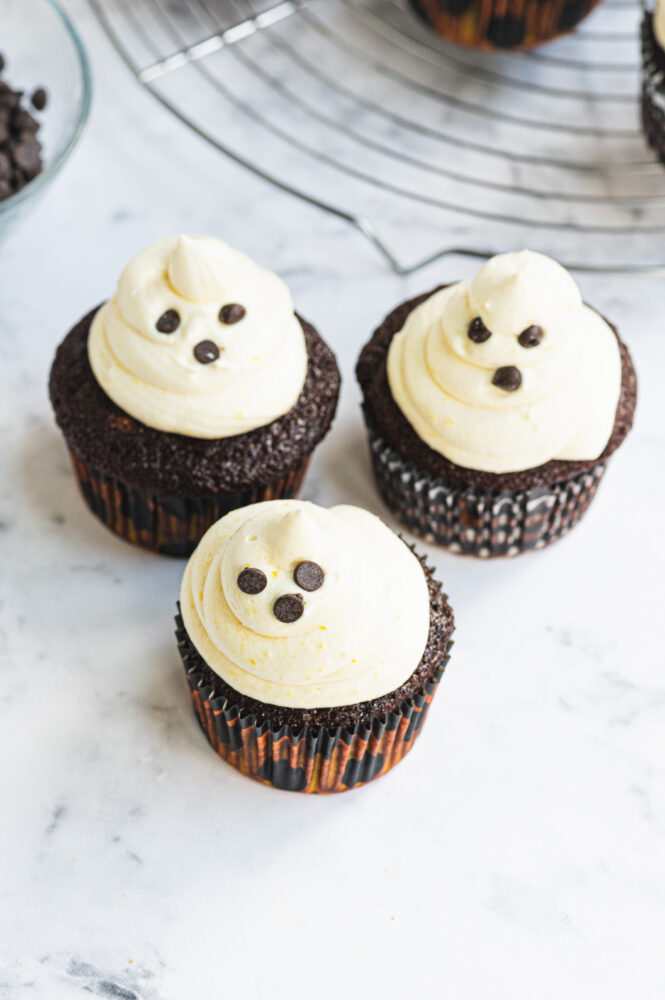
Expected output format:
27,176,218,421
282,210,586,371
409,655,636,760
641,11,665,167
366,424,607,558
69,449,310,557
175,610,452,794
409,0,600,48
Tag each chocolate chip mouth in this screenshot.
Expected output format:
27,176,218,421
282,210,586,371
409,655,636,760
273,593,304,623
194,340,220,364
492,365,522,392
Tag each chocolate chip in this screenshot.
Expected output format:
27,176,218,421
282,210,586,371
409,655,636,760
219,303,246,325
273,593,304,623
237,567,267,594
31,88,47,112
468,316,492,343
293,560,324,592
194,340,220,364
155,309,180,333
518,325,543,348
0,66,44,203
13,135,41,177
13,107,39,133
492,366,522,391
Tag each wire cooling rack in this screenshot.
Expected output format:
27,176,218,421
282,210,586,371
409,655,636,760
88,0,663,274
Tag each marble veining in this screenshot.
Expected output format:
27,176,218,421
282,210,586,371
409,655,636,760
0,0,663,997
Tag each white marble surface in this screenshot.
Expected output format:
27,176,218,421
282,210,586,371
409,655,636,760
1,1,664,996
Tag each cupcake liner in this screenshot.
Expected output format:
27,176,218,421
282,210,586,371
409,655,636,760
175,611,451,794
641,12,665,166
366,425,606,557
409,0,600,48
69,450,310,557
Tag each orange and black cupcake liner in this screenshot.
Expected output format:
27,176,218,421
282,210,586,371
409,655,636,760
175,610,452,793
366,423,606,557
69,450,310,557
410,0,600,48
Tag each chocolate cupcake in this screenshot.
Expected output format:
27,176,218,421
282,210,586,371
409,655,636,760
410,0,600,48
50,235,340,555
357,251,637,558
641,2,665,165
176,499,454,792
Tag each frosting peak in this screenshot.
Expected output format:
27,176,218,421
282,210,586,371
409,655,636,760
180,500,431,708
88,235,307,438
167,235,229,301
387,250,622,474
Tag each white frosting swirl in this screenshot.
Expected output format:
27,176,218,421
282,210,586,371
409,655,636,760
180,500,431,709
387,250,622,474
88,235,307,438
655,0,665,49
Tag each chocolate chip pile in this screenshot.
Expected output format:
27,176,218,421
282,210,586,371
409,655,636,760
0,52,48,203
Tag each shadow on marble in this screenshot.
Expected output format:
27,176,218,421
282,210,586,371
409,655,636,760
17,416,154,561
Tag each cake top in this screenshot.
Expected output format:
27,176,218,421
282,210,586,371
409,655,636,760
180,500,431,709
387,250,622,474
88,235,307,439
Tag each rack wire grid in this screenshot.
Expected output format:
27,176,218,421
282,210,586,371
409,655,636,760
88,0,662,274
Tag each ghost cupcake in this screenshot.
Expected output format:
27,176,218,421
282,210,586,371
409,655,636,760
49,235,340,555
641,0,665,166
176,499,454,793
356,251,637,558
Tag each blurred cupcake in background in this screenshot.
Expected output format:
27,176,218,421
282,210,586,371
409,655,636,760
356,250,636,558
410,0,601,48
49,235,340,555
642,0,665,165
176,499,454,793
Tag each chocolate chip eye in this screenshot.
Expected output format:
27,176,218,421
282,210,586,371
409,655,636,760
237,567,267,594
273,593,304,623
468,317,492,343
492,366,522,392
194,340,220,364
293,561,324,592
156,309,180,334
518,325,544,348
219,303,246,325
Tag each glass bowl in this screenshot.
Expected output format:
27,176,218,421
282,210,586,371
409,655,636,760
0,0,92,237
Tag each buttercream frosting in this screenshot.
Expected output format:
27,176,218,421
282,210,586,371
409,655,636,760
387,250,622,474
88,235,307,438
180,500,431,709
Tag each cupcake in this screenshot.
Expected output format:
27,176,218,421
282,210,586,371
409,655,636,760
176,499,454,793
641,1,665,166
410,0,600,48
357,250,637,558
49,235,340,556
